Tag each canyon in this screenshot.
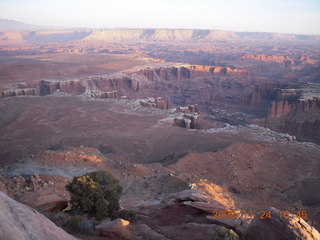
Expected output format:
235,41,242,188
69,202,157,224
0,25,319,240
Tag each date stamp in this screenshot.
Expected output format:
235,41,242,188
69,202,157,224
211,210,308,220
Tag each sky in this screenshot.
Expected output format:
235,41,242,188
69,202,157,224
0,0,320,35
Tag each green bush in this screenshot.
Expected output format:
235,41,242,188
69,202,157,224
66,170,123,220
66,215,83,232
211,228,239,240
65,215,95,233
118,209,137,221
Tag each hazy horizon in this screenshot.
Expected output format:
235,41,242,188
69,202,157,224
0,0,320,35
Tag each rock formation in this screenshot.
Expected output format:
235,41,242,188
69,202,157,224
241,54,318,68
39,80,86,95
267,97,320,119
244,207,320,240
172,112,201,129
0,88,36,98
0,191,77,240
176,104,199,114
240,83,301,107
140,97,169,110
90,90,118,99
266,97,320,143
19,188,68,212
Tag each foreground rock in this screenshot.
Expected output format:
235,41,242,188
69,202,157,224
244,207,320,240
95,218,130,239
0,191,77,240
20,188,68,212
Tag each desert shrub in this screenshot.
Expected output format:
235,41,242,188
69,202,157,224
211,228,239,240
65,215,95,233
118,209,137,221
66,215,83,232
66,170,123,220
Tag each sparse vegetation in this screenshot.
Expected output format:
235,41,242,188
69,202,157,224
118,209,137,221
65,215,95,233
66,170,123,220
66,215,83,232
211,228,239,240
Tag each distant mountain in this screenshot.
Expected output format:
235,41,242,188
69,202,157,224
0,18,43,30
82,29,320,43
0,18,319,44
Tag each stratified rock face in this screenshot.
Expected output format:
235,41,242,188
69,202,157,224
240,83,301,107
266,97,320,143
39,80,86,95
0,88,37,98
0,191,77,240
146,65,246,81
267,97,320,119
244,207,320,240
90,76,139,92
241,54,318,69
140,97,169,110
267,100,293,118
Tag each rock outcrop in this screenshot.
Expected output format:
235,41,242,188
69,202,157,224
0,88,37,98
39,80,86,96
240,83,301,107
172,112,201,129
19,188,68,212
140,97,169,110
90,90,118,99
266,97,320,143
267,97,320,119
0,191,77,240
241,54,318,68
244,207,320,240
150,65,246,81
176,104,199,114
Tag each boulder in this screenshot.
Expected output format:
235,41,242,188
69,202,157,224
0,191,77,240
244,207,320,240
183,200,228,213
172,189,210,202
130,224,169,240
95,218,130,239
206,214,251,236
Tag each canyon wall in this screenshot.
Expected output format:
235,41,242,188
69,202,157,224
266,97,320,143
139,65,246,82
0,63,247,101
0,88,36,98
240,83,301,107
241,54,318,68
267,98,320,119
241,82,320,143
